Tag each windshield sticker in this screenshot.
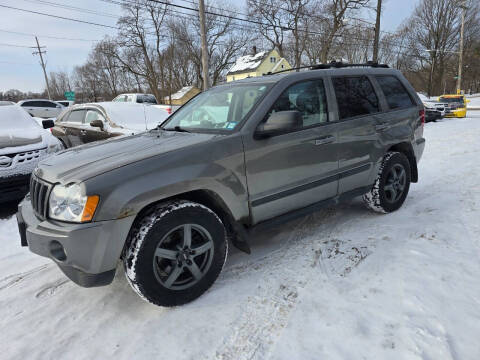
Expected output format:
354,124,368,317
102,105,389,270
226,122,237,129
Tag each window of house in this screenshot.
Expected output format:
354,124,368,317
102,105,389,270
270,56,276,63
332,76,380,119
375,76,414,110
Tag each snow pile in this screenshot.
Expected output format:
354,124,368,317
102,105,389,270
0,105,42,149
1,112,480,359
228,51,267,74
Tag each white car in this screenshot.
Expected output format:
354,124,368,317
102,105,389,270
0,101,15,106
112,93,158,104
55,100,75,108
17,99,65,118
0,105,63,202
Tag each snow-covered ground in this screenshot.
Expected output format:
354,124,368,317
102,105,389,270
1,112,480,360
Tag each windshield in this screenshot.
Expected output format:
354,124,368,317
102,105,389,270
162,83,270,132
439,96,464,104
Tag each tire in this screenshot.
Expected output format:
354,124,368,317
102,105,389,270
363,151,411,213
124,200,228,307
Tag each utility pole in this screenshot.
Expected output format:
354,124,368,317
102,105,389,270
33,36,51,100
198,0,209,90
456,1,467,93
372,0,382,63
427,50,436,97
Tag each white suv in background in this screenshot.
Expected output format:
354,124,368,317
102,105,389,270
112,93,158,104
17,99,64,118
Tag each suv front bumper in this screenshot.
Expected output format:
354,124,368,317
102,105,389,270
17,199,136,287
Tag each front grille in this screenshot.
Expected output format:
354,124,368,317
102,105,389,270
30,175,52,219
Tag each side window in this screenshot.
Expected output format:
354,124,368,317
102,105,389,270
21,101,33,107
265,79,329,128
41,101,57,108
375,76,414,110
126,95,134,102
332,76,379,120
65,110,86,123
85,110,106,124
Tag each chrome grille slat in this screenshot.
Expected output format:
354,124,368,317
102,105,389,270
30,175,52,220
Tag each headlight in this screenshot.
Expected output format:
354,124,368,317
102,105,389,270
49,183,99,223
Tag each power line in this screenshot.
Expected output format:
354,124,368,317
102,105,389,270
0,4,119,29
0,42,41,48
20,0,120,19
0,28,100,42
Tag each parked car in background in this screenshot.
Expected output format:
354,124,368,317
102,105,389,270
56,100,74,108
112,93,158,104
0,105,63,202
417,93,448,120
0,101,15,106
439,94,469,118
44,102,169,148
18,64,425,306
154,104,181,115
17,99,64,118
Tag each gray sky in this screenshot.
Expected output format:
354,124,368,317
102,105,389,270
0,0,419,93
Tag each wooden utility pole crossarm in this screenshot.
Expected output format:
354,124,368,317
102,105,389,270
33,36,51,100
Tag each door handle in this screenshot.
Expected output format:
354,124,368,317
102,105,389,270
314,136,335,145
375,123,389,131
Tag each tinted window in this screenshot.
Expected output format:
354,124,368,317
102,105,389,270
376,76,414,110
266,79,328,127
85,110,106,124
332,76,379,119
137,95,157,104
65,110,86,123
20,101,34,107
39,101,57,108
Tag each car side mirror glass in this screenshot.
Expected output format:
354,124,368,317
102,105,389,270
90,120,104,130
255,111,303,139
42,119,55,129
56,105,61,108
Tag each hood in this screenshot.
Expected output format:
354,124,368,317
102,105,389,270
36,130,218,183
0,105,43,150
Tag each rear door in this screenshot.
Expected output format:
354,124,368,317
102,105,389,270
243,78,339,224
20,101,41,117
330,75,383,194
39,100,61,118
82,109,111,144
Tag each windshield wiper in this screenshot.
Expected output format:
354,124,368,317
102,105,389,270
161,125,190,133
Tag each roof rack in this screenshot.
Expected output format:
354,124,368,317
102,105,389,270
265,61,389,76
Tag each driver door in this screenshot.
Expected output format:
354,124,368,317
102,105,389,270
243,79,339,224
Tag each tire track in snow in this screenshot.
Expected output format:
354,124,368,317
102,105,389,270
0,264,50,291
213,208,353,360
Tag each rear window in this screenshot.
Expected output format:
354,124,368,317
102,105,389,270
376,76,414,110
332,76,379,119
137,95,157,104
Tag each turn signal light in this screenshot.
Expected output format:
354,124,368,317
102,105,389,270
81,195,99,222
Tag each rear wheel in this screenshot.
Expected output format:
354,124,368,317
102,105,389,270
363,152,411,213
124,200,227,307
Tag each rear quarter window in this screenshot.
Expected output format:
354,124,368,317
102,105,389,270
375,76,414,110
332,76,379,120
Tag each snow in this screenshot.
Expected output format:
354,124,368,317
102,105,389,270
228,51,267,74
165,86,194,100
1,112,480,359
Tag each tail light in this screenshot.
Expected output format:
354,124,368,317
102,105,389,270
419,109,425,125
166,107,172,114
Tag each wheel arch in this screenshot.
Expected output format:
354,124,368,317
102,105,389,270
122,189,243,257
387,142,418,183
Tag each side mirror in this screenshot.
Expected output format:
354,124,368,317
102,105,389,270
90,120,104,130
255,111,303,139
56,105,62,108
42,119,55,129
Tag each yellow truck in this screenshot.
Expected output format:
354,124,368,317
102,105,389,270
438,94,470,118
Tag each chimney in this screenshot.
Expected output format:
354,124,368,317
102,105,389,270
252,46,257,55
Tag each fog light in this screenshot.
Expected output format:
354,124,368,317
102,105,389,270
49,240,66,261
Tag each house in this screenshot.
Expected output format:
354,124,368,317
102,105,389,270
164,86,201,105
226,49,292,82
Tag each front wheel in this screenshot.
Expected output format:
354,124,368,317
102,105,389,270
363,152,411,213
124,200,227,307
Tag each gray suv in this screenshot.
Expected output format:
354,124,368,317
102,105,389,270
17,63,426,306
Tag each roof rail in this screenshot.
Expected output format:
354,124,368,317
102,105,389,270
311,61,389,69
265,61,389,76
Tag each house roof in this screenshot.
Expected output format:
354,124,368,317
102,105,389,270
227,51,268,75
164,86,195,100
